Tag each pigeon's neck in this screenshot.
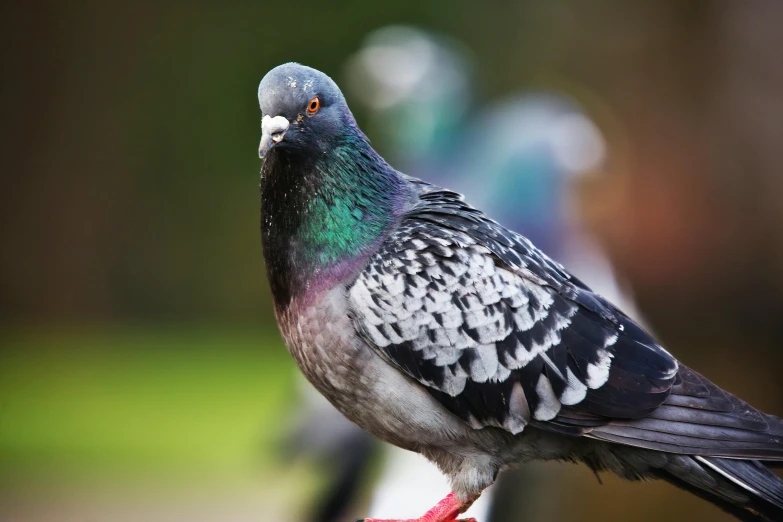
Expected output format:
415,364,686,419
261,128,408,310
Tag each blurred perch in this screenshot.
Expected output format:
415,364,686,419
283,381,375,522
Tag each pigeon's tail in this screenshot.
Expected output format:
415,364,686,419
580,364,783,518
655,456,783,521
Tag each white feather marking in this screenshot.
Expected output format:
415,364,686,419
459,294,483,312
528,328,561,363
445,328,476,350
432,289,452,304
437,246,454,257
586,349,614,388
560,368,588,405
522,279,555,310
450,360,469,379
395,317,423,341
494,365,511,382
480,255,496,276
361,307,384,326
474,322,511,344
552,312,573,332
539,351,565,381
427,329,449,347
406,282,428,299
381,273,405,296
439,270,459,288
464,308,496,329
411,309,432,326
381,323,405,345
477,288,501,306
489,273,505,290
441,258,468,278
504,381,530,434
470,344,499,382
438,308,463,329
695,456,764,498
454,248,472,264
470,252,486,268
533,373,561,421
363,323,391,347
420,252,436,266
500,338,525,371
349,281,385,324
511,335,542,367
441,374,467,396
364,274,381,289
411,335,430,350
502,288,529,308
433,347,461,366
424,266,442,282
513,307,536,331
422,297,438,314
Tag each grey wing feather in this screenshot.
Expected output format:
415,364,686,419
349,183,783,463
348,217,676,434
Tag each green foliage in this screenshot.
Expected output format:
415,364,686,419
0,328,296,486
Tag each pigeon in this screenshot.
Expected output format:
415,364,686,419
257,63,783,522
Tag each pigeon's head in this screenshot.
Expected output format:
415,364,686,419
258,63,351,159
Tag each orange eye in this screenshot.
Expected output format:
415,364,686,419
307,97,320,114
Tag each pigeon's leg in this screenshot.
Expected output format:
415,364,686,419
359,491,479,522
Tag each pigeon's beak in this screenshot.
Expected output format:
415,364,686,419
259,115,290,159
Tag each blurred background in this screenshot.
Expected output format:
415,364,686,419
2,2,783,521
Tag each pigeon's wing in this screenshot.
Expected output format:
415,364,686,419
348,217,677,434
349,186,783,460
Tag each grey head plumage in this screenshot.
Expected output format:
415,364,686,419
258,63,349,160
257,63,410,309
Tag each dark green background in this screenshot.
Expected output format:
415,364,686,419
2,2,782,521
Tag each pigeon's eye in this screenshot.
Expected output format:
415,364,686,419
307,97,320,114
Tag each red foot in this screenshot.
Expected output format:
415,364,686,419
359,519,475,522
360,491,478,522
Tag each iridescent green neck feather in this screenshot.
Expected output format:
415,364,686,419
261,125,409,309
